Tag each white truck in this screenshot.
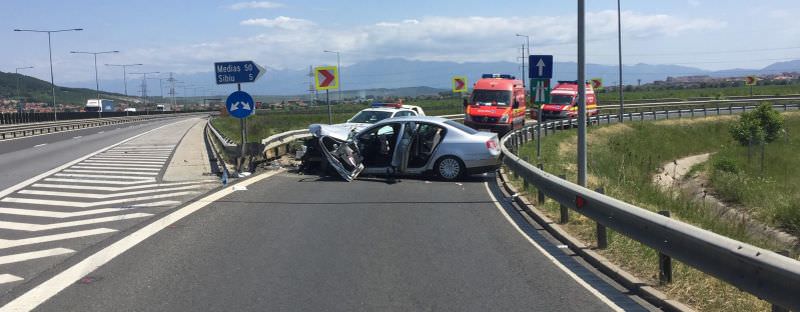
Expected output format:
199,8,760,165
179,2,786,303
85,99,115,112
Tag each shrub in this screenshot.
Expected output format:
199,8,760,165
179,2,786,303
712,157,739,173
729,103,784,145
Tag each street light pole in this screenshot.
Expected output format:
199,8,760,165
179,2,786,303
577,0,587,187
70,50,119,116
14,28,83,121
324,50,341,103
617,0,625,122
105,63,142,96
15,66,34,112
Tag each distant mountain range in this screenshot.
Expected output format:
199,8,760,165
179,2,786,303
34,58,800,98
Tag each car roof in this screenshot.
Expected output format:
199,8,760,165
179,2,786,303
360,107,413,113
373,115,449,124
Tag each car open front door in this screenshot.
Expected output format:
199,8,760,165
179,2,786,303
390,122,416,174
317,134,364,182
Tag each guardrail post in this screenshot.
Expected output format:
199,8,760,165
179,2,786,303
716,103,721,116
559,174,569,224
652,110,657,121
678,108,682,118
658,210,673,284
521,156,530,189
606,114,611,124
666,110,670,119
690,107,695,119
537,163,545,204
703,106,708,117
728,104,733,114
784,102,788,111
595,187,608,249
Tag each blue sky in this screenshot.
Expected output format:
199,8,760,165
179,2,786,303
2,0,799,87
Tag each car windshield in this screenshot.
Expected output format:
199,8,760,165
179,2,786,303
471,90,512,106
348,111,393,123
550,95,574,105
445,120,479,135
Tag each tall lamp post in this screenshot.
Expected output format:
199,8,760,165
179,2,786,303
105,63,142,96
70,50,119,116
14,28,83,120
15,66,34,112
323,50,341,103
617,0,625,122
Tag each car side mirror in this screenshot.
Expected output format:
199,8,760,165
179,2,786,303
462,98,468,107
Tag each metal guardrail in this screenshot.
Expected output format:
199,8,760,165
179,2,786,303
0,114,195,140
501,103,800,310
596,96,800,111
0,110,191,125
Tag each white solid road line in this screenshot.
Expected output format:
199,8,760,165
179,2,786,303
77,162,163,168
0,248,74,265
100,153,171,157
0,121,183,200
61,169,158,176
131,200,181,207
31,181,214,192
0,228,117,249
72,136,82,139
82,160,165,165
70,166,161,171
42,178,154,185
19,185,207,199
0,275,23,285
0,213,152,231
52,173,155,181
2,191,199,208
33,144,47,148
0,169,283,312
483,182,624,312
0,207,126,218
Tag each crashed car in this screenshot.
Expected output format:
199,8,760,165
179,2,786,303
303,116,501,181
327,102,426,134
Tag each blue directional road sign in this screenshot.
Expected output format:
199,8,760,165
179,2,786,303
529,55,553,79
225,91,255,119
215,61,266,85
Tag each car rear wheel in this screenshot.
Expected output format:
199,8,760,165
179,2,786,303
435,156,464,181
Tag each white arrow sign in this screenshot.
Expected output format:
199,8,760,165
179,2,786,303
536,59,546,77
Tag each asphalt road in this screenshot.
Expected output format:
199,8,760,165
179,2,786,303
0,116,199,191
35,172,650,311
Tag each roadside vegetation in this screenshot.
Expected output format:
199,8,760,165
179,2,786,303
511,112,800,311
596,82,800,103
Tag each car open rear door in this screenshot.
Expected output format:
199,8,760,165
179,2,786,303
317,135,364,182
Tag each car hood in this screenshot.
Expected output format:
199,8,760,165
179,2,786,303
308,123,371,140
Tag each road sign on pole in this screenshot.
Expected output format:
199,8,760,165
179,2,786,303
590,77,603,90
214,61,266,85
314,66,339,90
225,90,255,119
531,79,551,106
745,75,758,86
452,76,468,93
529,55,553,79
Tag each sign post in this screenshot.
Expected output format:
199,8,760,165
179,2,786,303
314,66,339,124
529,55,553,160
745,75,757,96
215,60,265,174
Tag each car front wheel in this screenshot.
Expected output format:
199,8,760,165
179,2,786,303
435,156,464,181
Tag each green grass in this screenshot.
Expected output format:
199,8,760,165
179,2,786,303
708,113,800,236
211,97,464,143
596,83,800,104
511,115,800,311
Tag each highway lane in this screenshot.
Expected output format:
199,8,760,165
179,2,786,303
0,116,203,191
35,172,650,311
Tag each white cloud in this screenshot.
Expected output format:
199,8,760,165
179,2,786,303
240,16,314,30
94,11,728,77
228,1,284,10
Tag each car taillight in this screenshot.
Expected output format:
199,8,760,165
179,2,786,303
486,139,498,150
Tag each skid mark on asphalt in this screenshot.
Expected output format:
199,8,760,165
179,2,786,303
0,142,217,287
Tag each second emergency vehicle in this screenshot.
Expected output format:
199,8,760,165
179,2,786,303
534,81,598,120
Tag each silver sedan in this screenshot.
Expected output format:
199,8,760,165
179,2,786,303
305,116,501,181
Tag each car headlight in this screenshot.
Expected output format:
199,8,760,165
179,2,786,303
499,114,509,123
